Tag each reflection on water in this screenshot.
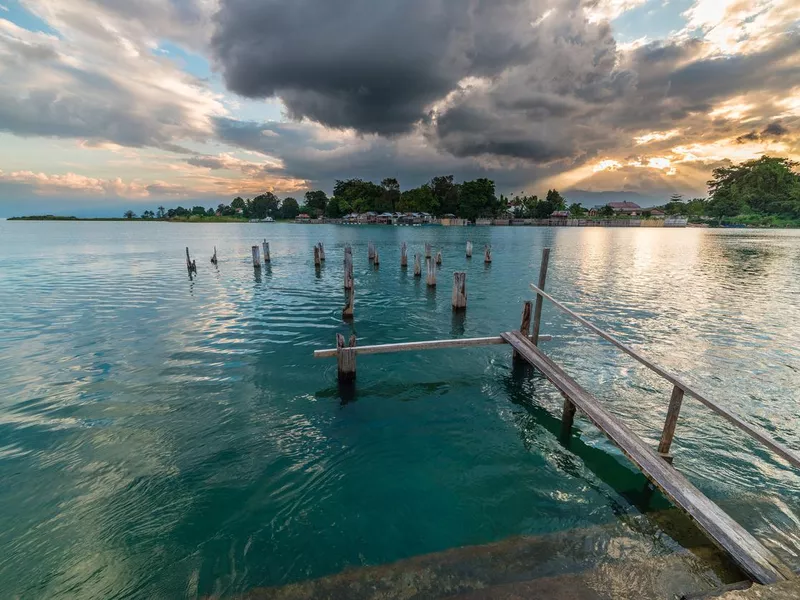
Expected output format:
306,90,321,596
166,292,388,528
0,222,798,598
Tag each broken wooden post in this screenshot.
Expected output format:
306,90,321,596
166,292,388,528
436,250,442,265
452,272,467,311
413,253,422,277
314,245,321,266
342,286,354,319
466,241,473,258
336,333,357,383
531,248,550,345
251,245,261,268
344,245,353,290
400,242,408,268
186,247,197,273
426,257,436,287
425,243,431,259
373,248,380,267
484,245,492,263
658,385,685,463
262,240,270,263
368,241,375,262
514,301,533,361
318,242,325,261
210,246,217,265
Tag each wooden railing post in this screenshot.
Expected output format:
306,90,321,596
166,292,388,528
513,301,532,361
531,248,550,345
658,385,685,462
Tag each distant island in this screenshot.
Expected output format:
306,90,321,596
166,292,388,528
10,156,800,228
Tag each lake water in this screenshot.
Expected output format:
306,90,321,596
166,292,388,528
1,221,799,598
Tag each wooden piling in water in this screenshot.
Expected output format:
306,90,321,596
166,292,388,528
368,242,375,262
342,286,354,319
210,246,217,265
466,241,473,258
318,242,325,261
513,301,532,361
436,250,442,265
344,245,353,290
373,248,380,267
414,253,422,277
400,242,408,268
658,385,685,463
426,257,436,287
263,240,270,263
484,245,492,263
251,245,261,268
425,243,431,259
314,245,321,266
531,248,550,345
336,333,357,383
452,272,467,310
186,247,197,273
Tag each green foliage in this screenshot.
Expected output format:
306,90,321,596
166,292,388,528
123,210,136,219
279,197,299,219
191,205,206,216
430,175,459,215
231,197,246,211
398,184,438,213
303,190,328,216
707,156,800,218
459,178,498,220
568,202,585,217
333,179,383,213
249,192,279,219
599,205,615,217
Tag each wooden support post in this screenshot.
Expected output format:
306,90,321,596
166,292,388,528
484,245,492,263
400,242,408,268
185,247,197,273
436,250,442,265
513,301,533,361
426,257,436,287
210,246,217,265
466,241,473,258
336,333,357,383
314,245,321,266
318,242,325,261
263,240,270,263
452,272,467,311
658,385,685,462
342,286,354,319
368,241,375,262
251,245,261,268
560,396,576,440
425,243,431,259
373,248,380,267
414,253,422,277
344,246,353,290
531,248,550,345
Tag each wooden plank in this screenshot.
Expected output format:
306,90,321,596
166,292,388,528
529,283,800,470
658,385,685,457
314,335,553,359
501,330,793,585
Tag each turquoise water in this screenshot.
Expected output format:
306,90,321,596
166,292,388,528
1,221,799,598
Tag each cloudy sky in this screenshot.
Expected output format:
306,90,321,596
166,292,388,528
0,0,798,215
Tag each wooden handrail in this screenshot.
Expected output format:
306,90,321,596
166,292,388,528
529,282,800,469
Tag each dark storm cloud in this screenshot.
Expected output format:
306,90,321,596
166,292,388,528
211,0,557,135
763,122,789,137
735,122,790,144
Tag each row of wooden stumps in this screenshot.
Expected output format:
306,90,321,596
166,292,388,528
251,239,272,268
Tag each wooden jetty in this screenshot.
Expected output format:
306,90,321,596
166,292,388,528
314,247,799,587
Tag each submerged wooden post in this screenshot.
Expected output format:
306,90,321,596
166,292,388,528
425,243,431,259
368,241,375,262
314,245,321,266
452,272,467,311
426,257,436,287
400,242,408,268
514,301,533,361
344,245,353,290
560,396,576,440
210,246,217,265
342,286,354,318
186,247,197,273
484,245,492,263
413,253,422,277
263,240,270,263
531,248,550,345
466,241,473,258
251,245,261,268
336,333,357,383
318,242,325,261
658,385,685,463
436,250,442,265
373,248,380,267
